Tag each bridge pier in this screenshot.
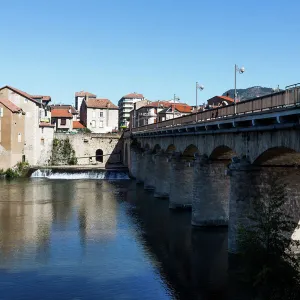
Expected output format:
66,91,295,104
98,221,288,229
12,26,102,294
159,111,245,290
227,158,261,253
136,150,146,184
192,155,230,227
153,151,172,198
129,147,138,178
144,151,155,190
169,154,194,209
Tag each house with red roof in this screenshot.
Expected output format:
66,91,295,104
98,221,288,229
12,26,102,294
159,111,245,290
206,96,234,108
0,98,25,169
50,104,78,132
131,100,192,128
0,85,54,166
80,98,118,133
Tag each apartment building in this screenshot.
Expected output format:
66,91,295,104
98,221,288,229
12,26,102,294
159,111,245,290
118,92,144,128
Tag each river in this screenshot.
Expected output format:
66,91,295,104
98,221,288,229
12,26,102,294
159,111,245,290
0,175,230,300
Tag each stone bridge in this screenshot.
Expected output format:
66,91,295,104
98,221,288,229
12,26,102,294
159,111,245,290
122,86,300,253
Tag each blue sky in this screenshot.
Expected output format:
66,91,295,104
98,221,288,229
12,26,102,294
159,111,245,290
1,0,300,106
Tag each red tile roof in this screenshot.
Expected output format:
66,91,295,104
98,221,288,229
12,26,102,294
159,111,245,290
0,98,23,113
142,101,192,113
75,91,96,97
51,105,77,114
73,121,85,129
219,96,234,102
51,109,73,118
85,98,118,109
122,93,144,99
0,86,41,105
39,122,55,127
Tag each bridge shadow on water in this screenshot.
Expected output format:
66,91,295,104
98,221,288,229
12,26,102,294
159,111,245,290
124,182,238,300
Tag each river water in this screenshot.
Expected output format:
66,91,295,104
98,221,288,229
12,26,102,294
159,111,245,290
0,176,230,300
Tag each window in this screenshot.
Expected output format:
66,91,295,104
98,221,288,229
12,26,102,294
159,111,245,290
61,118,66,125
100,111,103,117
18,133,22,143
0,107,3,117
41,138,45,145
92,120,96,128
99,121,103,128
92,110,96,118
51,118,55,124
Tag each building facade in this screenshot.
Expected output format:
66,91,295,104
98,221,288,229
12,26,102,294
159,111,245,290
80,98,118,133
0,86,54,166
75,91,96,112
0,98,25,169
50,105,77,132
118,93,144,128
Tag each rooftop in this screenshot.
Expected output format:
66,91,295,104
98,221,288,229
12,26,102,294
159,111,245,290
75,91,97,98
0,85,41,105
85,98,118,109
51,108,73,118
73,121,86,129
0,98,23,113
121,93,144,99
51,105,77,114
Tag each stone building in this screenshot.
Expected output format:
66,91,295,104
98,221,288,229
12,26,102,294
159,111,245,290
80,98,118,133
0,98,25,169
0,86,54,166
118,92,144,128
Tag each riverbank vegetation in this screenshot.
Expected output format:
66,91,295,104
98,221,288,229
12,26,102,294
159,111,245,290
0,161,30,179
51,138,77,165
238,182,300,299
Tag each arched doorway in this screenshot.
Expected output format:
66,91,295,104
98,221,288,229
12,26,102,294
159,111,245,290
96,149,103,163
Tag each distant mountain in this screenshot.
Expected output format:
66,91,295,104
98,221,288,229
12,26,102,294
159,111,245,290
222,86,276,101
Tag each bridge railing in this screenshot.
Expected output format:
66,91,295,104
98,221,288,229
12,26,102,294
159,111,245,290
131,86,300,133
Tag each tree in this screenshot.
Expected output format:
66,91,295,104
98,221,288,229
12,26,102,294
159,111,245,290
238,179,300,299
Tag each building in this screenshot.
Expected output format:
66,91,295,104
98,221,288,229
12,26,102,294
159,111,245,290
0,98,25,169
118,92,144,128
72,120,86,132
75,91,96,112
80,98,118,133
206,96,234,108
0,86,54,166
131,101,192,128
50,105,78,132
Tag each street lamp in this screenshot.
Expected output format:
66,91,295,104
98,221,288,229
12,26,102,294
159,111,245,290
234,64,245,114
173,94,180,126
196,82,204,123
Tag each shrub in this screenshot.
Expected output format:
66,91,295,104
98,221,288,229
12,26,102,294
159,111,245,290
5,168,19,179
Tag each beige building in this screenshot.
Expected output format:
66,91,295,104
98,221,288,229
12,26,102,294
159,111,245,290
0,98,25,169
75,91,96,113
80,98,118,133
0,86,54,166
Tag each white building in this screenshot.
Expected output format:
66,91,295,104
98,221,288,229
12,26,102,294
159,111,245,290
75,91,96,114
118,92,144,128
80,98,118,133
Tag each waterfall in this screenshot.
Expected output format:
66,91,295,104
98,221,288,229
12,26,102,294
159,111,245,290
31,169,130,180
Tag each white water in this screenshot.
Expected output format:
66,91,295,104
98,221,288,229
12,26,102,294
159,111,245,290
31,169,130,180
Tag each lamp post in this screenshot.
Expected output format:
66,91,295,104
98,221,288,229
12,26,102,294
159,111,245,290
234,64,245,114
173,94,180,126
196,82,204,123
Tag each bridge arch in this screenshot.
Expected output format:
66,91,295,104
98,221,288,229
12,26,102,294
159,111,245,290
153,144,161,154
165,144,176,154
209,145,237,161
253,147,300,166
182,144,199,157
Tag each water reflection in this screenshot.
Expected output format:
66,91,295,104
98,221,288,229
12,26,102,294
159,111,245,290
0,178,238,299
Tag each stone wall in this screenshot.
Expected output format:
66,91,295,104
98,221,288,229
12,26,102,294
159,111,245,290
53,133,123,166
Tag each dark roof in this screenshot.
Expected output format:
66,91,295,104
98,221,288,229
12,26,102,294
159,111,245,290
31,95,51,102
85,98,118,109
